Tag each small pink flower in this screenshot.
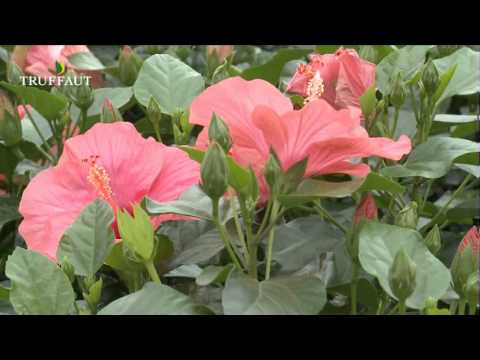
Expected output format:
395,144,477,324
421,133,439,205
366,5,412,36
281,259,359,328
190,77,411,201
458,226,480,256
12,45,103,88
353,193,378,225
286,48,375,110
16,104,33,120
18,122,200,260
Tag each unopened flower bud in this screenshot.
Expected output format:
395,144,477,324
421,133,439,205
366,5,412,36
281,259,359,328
6,61,24,85
390,72,406,109
451,226,480,297
208,113,232,153
353,193,378,226
84,277,103,307
466,272,478,312
101,98,123,123
207,45,234,63
389,247,417,302
0,92,22,147
75,82,94,110
424,224,442,255
147,97,162,127
201,142,229,201
421,60,439,97
118,46,143,86
264,149,283,195
395,201,418,229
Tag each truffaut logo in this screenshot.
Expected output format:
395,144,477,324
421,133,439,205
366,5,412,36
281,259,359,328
19,62,91,87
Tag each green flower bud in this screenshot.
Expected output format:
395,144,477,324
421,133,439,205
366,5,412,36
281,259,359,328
83,277,103,309
208,113,232,153
389,247,417,302
0,93,22,147
74,82,94,110
451,244,478,298
359,45,377,63
101,98,123,123
395,201,418,229
6,62,24,85
147,97,162,127
466,272,478,313
200,142,229,201
421,60,439,97
424,224,442,255
118,46,143,86
60,258,76,284
264,148,282,195
390,72,406,109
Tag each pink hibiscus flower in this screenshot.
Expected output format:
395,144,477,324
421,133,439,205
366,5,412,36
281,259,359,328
458,226,480,256
190,77,411,201
12,45,103,88
286,48,375,110
18,122,200,260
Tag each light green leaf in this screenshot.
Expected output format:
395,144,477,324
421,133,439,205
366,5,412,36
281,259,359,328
434,114,478,124
0,81,68,121
164,264,203,278
434,47,480,101
454,164,480,178
98,282,212,315
278,177,366,207
357,171,405,194
67,52,106,70
381,137,479,179
21,107,53,146
271,216,343,275
57,199,115,276
196,264,233,286
5,247,75,315
241,48,311,85
376,45,433,95
358,222,451,309
222,271,327,315
133,54,204,115
170,229,224,268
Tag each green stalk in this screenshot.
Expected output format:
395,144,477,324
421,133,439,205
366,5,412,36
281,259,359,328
144,260,161,283
351,262,359,315
314,202,348,234
231,198,249,259
391,106,400,138
420,174,473,234
398,300,407,315
265,200,279,280
212,198,243,271
458,298,467,315
79,107,88,133
449,301,458,315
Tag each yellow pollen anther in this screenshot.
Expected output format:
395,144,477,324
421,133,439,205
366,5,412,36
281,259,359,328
305,71,325,104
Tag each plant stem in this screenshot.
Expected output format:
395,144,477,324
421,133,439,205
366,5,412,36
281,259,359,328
231,197,249,258
265,200,279,280
314,202,348,234
420,174,473,234
421,179,433,212
79,107,88,133
398,300,407,315
391,106,400,138
351,262,359,315
152,122,163,143
144,260,161,283
468,302,477,315
212,198,243,271
458,298,467,315
449,301,458,315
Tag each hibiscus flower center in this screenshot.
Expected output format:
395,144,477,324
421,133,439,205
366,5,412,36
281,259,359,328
305,71,325,103
82,155,119,212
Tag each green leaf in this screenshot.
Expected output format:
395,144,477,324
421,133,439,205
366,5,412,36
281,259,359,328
433,47,480,101
432,64,457,104
164,264,203,278
5,247,75,315
170,229,225,268
104,242,144,272
57,199,115,276
381,137,479,179
0,81,68,121
0,196,20,231
67,52,106,70
20,107,53,146
358,222,451,309
222,271,327,315
278,177,366,207
133,54,204,115
357,171,405,194
434,114,478,124
360,85,377,118
454,164,480,178
98,282,212,315
241,48,311,85
271,216,343,275
0,284,9,301
181,145,252,196
376,45,433,95
196,264,234,286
